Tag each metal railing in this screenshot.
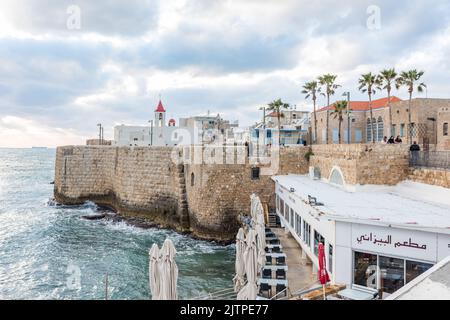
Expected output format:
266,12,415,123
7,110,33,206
192,287,237,300
410,151,450,169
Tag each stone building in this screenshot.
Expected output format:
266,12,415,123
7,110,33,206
314,97,450,150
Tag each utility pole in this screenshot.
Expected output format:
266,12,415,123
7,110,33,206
259,106,266,129
148,120,154,146
97,123,102,145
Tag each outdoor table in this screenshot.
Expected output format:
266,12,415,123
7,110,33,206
266,244,282,249
263,265,288,271
265,252,286,258
337,288,376,300
257,278,288,287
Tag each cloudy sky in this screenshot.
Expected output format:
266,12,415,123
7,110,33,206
1,0,450,147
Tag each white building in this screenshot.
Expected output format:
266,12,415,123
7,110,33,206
114,100,183,146
273,173,450,299
114,101,240,146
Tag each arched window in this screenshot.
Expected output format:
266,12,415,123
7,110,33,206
329,168,345,186
366,118,372,142
377,117,384,142
191,173,195,186
444,123,449,136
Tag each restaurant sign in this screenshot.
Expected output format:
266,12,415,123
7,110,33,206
351,223,437,262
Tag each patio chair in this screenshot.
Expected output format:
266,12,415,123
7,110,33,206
276,284,287,297
276,269,286,280
262,269,272,279
269,239,280,245
259,283,271,298
276,256,285,265
271,246,281,253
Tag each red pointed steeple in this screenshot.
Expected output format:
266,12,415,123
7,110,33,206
155,100,166,113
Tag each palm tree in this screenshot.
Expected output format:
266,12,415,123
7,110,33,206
318,74,341,144
378,68,397,138
301,81,321,144
396,70,426,144
330,100,349,144
266,99,290,145
358,72,380,143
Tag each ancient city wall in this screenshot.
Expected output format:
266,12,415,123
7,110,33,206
310,144,410,185
408,167,450,189
54,146,186,232
54,145,309,241
184,146,309,241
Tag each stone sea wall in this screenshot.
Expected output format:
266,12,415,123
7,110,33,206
54,145,309,241
54,146,187,232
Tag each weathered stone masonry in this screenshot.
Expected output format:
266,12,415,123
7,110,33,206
54,145,309,241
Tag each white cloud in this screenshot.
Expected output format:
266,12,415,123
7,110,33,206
0,0,449,147
0,116,87,148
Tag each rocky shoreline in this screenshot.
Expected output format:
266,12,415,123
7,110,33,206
52,197,235,246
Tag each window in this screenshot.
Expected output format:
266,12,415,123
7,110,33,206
444,123,449,136
267,130,272,138
354,251,378,289
353,251,434,297
391,124,396,137
190,173,195,186
313,230,325,256
409,123,417,137
400,124,405,137
303,221,311,247
276,195,279,212
290,209,294,228
280,199,284,216
379,256,404,294
295,213,301,237
292,114,297,119
251,167,260,180
284,204,289,221
355,129,362,143
366,118,372,142
332,129,339,144
377,117,384,142
328,244,333,274
406,260,433,284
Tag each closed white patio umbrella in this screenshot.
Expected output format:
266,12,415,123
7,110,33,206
233,228,247,292
255,210,266,273
237,229,258,300
148,243,161,300
159,239,179,300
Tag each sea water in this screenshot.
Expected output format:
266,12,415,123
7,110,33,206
0,148,234,300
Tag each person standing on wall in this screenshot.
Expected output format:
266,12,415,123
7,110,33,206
410,141,421,166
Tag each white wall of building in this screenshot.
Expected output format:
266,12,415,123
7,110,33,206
274,179,450,293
